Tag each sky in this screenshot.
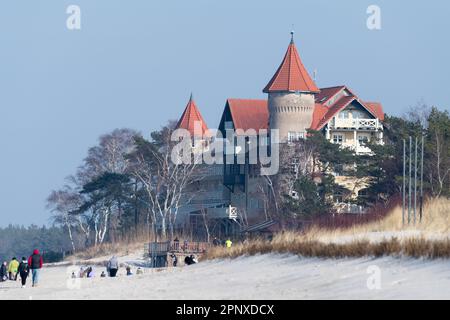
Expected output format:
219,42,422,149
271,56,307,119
0,0,449,226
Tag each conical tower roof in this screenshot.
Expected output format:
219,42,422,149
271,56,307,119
263,33,319,93
176,94,209,137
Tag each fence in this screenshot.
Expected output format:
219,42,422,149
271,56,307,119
309,196,401,230
145,240,211,268
169,241,210,253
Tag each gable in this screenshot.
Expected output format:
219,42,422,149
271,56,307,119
218,99,269,136
338,101,374,119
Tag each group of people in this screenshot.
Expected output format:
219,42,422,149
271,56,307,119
0,249,43,288
212,237,233,248
71,266,95,279
70,257,143,279
184,254,198,266
104,256,142,277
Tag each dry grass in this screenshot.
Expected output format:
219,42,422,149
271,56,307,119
203,197,450,261
68,241,145,261
202,237,450,260
305,197,450,241
66,232,154,261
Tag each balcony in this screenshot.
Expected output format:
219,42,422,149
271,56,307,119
330,118,381,130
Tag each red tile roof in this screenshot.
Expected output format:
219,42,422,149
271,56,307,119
364,102,385,121
310,103,329,130
263,39,319,93
313,96,356,130
315,86,345,104
218,89,383,133
227,99,268,133
176,95,209,137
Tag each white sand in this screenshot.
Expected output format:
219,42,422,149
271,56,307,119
1,254,450,300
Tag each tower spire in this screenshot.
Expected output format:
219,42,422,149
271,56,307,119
263,34,319,93
176,94,209,137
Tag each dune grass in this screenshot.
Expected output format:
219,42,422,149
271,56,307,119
203,197,450,261
306,197,450,241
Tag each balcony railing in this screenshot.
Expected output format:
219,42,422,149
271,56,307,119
330,118,381,130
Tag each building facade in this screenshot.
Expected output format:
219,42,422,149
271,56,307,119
175,33,385,234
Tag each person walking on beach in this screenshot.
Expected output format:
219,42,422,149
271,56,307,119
170,253,178,267
8,257,19,281
0,262,7,282
18,257,30,288
28,249,43,287
107,256,119,277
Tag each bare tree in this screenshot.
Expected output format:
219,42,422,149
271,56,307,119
405,100,431,129
129,123,201,240
64,174,92,246
47,187,82,252
78,128,138,244
259,139,315,218
83,128,138,178
429,128,450,198
200,208,211,242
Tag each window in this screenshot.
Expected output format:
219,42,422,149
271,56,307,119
291,157,300,174
287,132,295,143
288,131,304,143
339,111,349,119
333,134,344,144
334,194,343,203
358,189,368,197
334,164,344,176
358,135,369,145
224,121,234,130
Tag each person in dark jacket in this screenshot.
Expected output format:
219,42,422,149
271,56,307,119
212,237,221,247
184,255,197,266
126,266,132,276
170,253,178,267
0,262,7,282
28,249,43,287
18,257,30,288
107,256,119,277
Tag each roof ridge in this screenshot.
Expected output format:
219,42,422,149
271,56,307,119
319,85,346,90
227,98,267,102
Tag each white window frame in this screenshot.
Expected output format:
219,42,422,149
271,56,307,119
333,134,344,144
358,135,369,145
288,131,304,143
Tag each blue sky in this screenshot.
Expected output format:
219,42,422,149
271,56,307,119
0,0,448,226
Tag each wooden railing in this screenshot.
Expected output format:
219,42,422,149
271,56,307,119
146,241,211,256
331,118,381,130
170,241,211,253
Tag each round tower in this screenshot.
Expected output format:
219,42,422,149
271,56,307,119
263,32,320,141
